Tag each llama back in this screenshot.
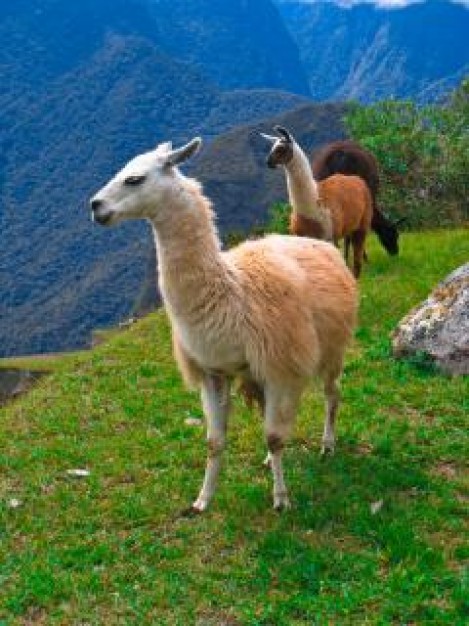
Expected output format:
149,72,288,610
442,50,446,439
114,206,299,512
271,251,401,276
226,235,357,383
318,175,373,238
312,140,380,203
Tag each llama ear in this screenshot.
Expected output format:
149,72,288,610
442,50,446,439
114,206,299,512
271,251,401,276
156,141,173,154
273,125,293,144
259,132,279,144
165,137,202,167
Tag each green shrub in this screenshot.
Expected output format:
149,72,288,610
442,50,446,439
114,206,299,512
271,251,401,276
345,78,469,228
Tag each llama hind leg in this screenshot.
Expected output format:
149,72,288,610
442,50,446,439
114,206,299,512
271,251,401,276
351,229,367,278
344,236,351,264
191,373,231,513
321,371,341,456
264,383,301,510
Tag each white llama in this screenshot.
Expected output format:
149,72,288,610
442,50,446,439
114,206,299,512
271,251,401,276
90,137,357,513
261,126,373,277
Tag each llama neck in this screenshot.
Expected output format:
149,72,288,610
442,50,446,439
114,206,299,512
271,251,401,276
285,144,333,240
285,144,320,219
150,182,232,319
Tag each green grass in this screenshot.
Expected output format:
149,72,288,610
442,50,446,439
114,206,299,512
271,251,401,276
1,229,468,625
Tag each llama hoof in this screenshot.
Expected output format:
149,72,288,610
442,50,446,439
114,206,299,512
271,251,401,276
181,505,203,517
320,441,335,457
191,498,208,515
273,493,291,512
182,498,208,516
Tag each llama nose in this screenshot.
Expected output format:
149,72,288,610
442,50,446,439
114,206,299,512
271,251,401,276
90,198,103,212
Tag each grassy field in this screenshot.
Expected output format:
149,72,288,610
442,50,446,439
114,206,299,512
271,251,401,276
1,229,468,625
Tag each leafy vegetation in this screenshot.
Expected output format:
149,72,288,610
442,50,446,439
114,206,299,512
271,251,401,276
1,228,468,624
345,78,469,228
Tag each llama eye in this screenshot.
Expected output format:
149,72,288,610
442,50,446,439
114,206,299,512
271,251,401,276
124,175,146,187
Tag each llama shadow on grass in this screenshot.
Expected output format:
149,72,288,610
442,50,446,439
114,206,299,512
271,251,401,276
240,445,457,622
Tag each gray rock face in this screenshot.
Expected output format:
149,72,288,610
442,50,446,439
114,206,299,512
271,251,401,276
392,264,469,375
0,369,45,406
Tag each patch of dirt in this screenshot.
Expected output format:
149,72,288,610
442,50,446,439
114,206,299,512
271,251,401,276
432,461,459,479
196,610,241,626
20,606,48,625
353,442,374,456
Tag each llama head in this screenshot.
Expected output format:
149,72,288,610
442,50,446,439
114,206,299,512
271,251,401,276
260,125,295,169
90,137,202,226
375,212,405,256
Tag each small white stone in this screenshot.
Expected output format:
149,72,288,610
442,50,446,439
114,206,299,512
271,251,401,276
8,498,22,509
370,499,384,515
66,469,90,478
184,417,203,427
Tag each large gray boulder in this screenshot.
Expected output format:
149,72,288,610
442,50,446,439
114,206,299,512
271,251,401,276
392,263,469,375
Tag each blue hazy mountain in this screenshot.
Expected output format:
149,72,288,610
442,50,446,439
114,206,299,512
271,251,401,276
1,0,467,356
274,0,469,101
0,0,310,356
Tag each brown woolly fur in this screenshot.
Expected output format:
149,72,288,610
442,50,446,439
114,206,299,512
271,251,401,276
313,139,380,206
312,140,401,256
289,173,373,278
265,129,373,277
317,174,373,242
289,212,327,239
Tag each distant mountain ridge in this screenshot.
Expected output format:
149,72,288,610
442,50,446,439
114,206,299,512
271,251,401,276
0,0,311,357
143,0,311,95
274,0,469,102
1,0,468,357
137,101,348,313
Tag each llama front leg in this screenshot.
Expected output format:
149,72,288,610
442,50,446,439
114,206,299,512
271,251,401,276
321,374,341,456
264,384,300,511
191,373,231,513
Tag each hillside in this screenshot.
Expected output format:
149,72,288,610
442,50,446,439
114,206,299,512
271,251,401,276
275,0,469,102
133,101,347,313
191,102,347,232
144,0,310,95
0,0,311,358
3,0,468,358
1,229,467,624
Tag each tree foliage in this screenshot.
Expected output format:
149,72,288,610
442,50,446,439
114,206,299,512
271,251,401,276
345,79,469,228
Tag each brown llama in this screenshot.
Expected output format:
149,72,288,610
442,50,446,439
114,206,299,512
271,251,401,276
312,139,403,257
261,126,373,278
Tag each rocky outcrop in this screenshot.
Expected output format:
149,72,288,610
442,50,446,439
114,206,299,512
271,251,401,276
392,264,469,375
0,369,45,406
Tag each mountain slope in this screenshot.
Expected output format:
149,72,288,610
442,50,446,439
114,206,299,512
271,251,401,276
0,0,311,357
143,0,310,95
275,0,469,102
134,101,347,313
0,35,218,356
191,102,347,232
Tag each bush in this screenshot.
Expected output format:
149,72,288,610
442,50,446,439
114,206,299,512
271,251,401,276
345,78,469,228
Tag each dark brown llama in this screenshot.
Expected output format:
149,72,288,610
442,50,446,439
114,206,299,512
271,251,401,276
312,140,403,257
